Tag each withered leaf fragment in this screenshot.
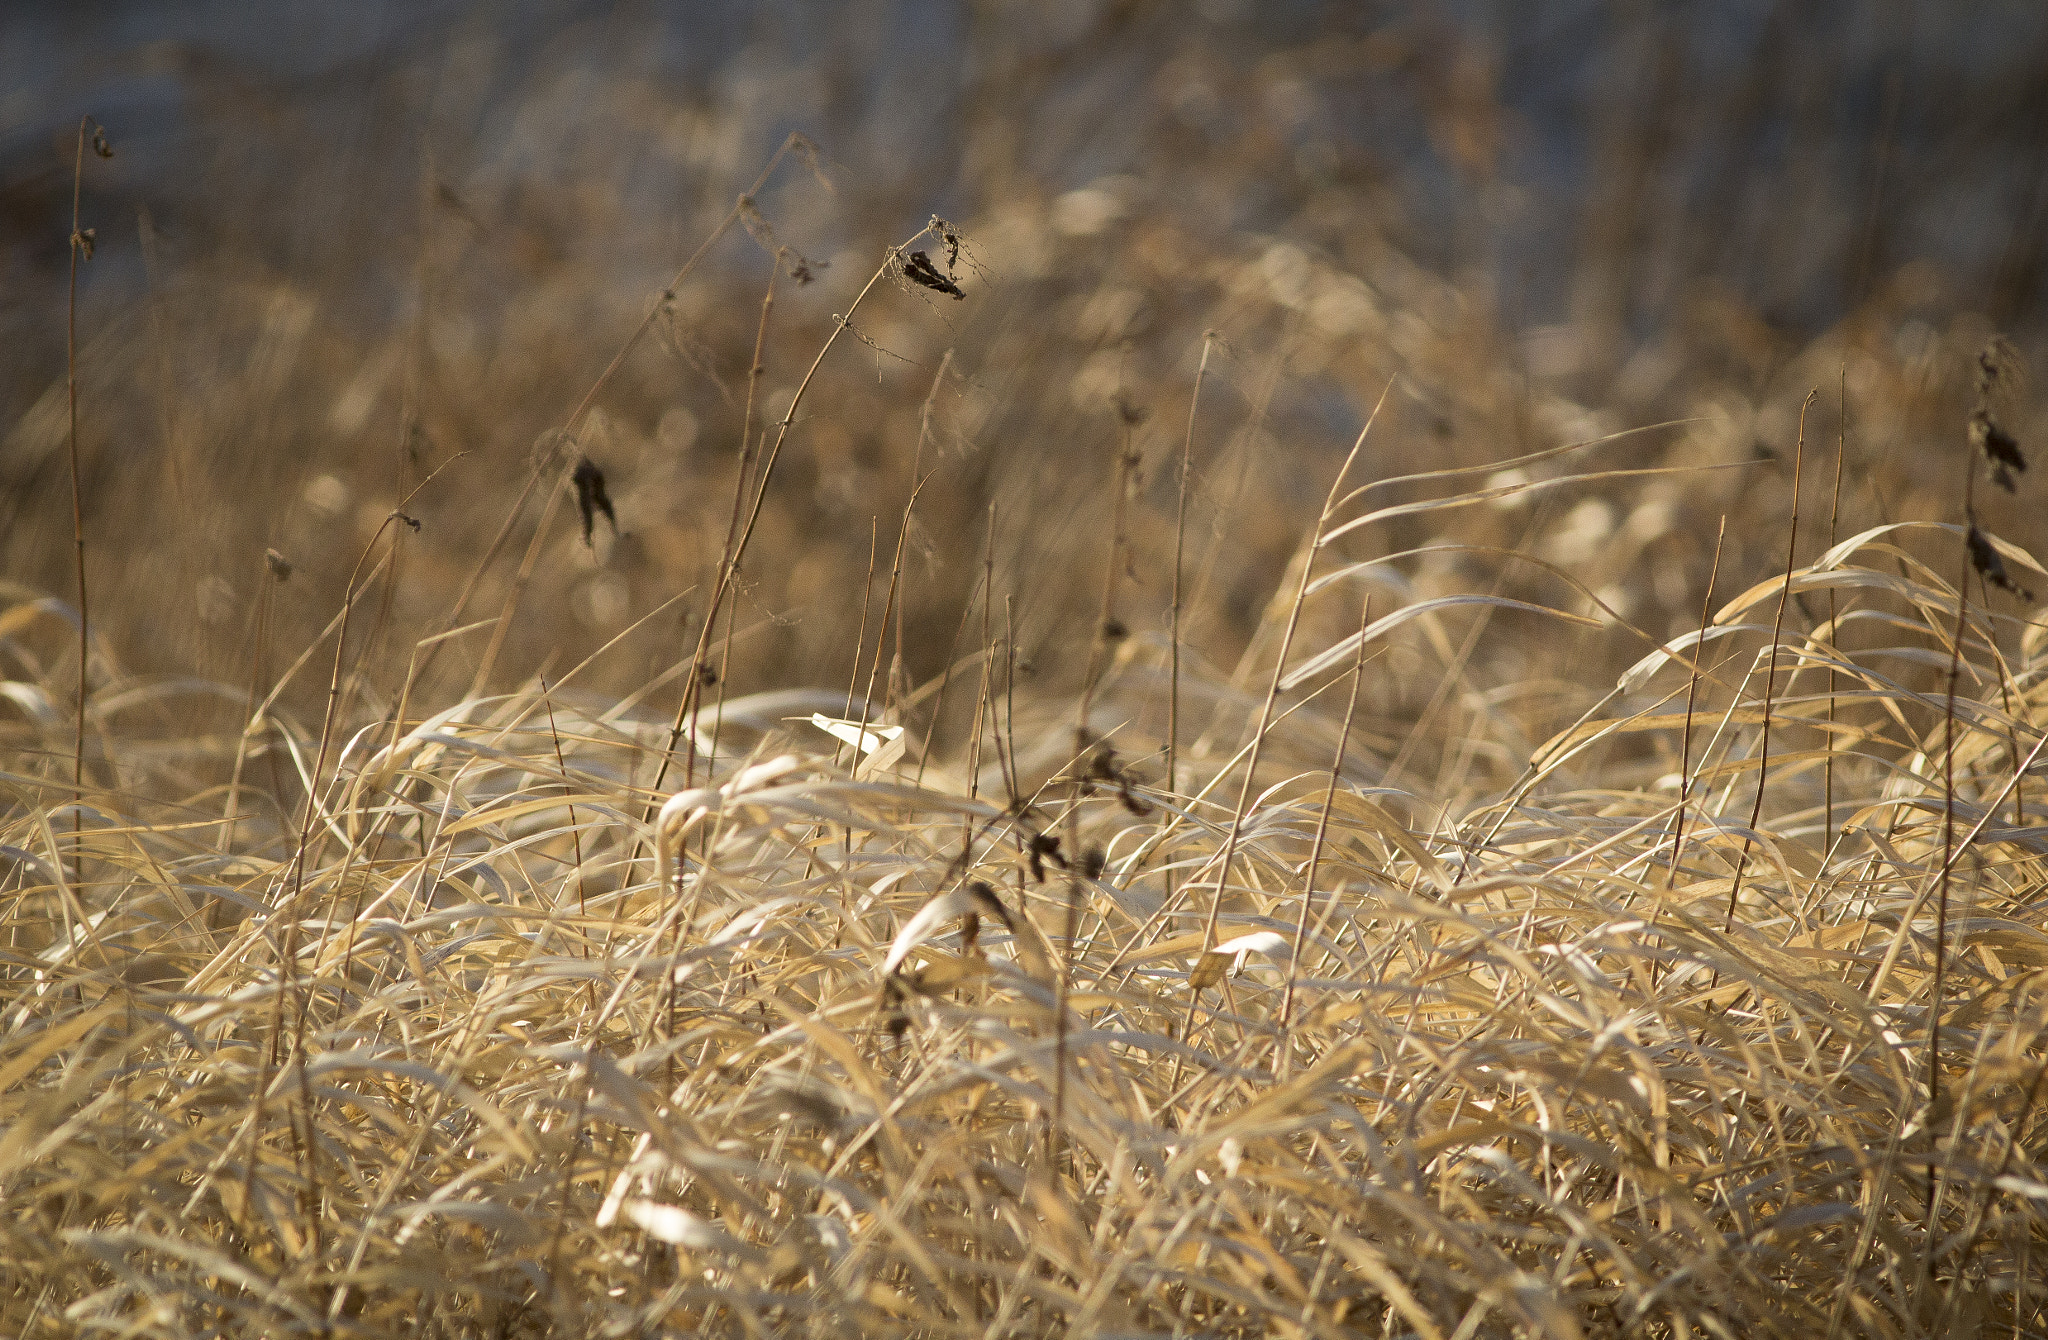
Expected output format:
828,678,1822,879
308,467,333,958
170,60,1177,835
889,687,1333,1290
1970,409,2027,493
1968,523,2033,600
572,457,617,546
902,250,964,299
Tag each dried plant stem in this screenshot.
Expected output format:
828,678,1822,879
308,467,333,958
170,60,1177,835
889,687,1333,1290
1926,437,1981,1232
649,222,942,804
65,118,97,884
853,475,931,772
538,675,589,919
964,505,997,801
1665,516,1727,891
1054,408,1140,1145
468,478,566,699
1186,385,1386,1040
1824,369,1848,859
842,521,881,754
1168,332,1219,799
417,134,815,687
706,263,779,776
252,459,459,1243
1725,391,1816,932
1280,597,1370,1051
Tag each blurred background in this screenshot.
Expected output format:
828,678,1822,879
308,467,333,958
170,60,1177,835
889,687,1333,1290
4,0,2046,781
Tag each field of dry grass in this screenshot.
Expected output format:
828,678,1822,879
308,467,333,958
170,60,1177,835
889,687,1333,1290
6,7,2048,1337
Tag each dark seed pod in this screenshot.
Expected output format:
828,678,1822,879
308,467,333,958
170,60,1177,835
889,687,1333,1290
964,881,1017,934
901,250,965,299
1968,523,2033,600
1026,831,1064,882
572,457,618,546
1970,409,2027,493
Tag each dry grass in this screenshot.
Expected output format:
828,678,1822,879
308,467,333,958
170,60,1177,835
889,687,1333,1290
5,412,2048,1335
6,13,2048,1334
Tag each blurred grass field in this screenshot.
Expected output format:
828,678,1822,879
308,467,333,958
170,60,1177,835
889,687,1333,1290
4,5,2048,1336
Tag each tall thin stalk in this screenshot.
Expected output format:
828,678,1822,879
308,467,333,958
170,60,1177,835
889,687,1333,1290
1824,369,1848,862
1725,390,1816,932
1054,403,1141,1144
1927,416,1982,1231
1280,597,1370,1051
65,116,109,882
1168,332,1219,799
1186,386,1387,1042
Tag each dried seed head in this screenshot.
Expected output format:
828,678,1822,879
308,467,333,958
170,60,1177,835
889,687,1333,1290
1080,846,1106,880
1026,831,1064,882
963,881,1017,934
90,125,113,159
789,132,829,190
1968,522,2033,600
877,976,910,1039
264,549,293,582
901,250,965,299
572,457,618,546
1977,336,2026,404
1970,408,2027,493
